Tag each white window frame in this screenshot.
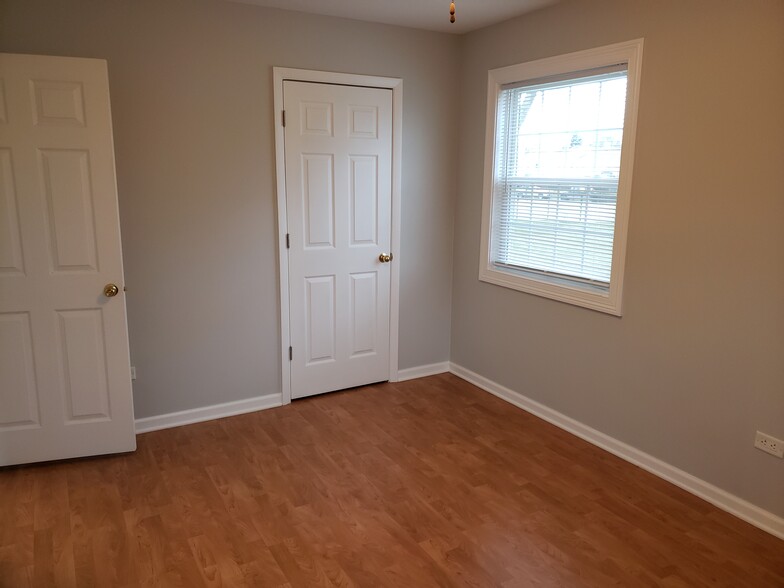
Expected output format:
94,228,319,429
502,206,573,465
478,39,644,316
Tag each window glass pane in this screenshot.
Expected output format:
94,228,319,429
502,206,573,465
492,69,628,285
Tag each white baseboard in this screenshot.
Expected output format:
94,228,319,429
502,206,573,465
449,362,784,540
135,393,283,434
395,361,451,382
134,361,453,433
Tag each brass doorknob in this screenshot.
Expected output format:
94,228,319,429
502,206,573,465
378,253,393,263
103,283,120,297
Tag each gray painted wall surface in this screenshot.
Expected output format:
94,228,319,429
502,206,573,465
450,0,784,516
1,0,458,418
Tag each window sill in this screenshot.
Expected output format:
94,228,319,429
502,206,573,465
478,265,623,316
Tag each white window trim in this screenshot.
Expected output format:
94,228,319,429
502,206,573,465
478,39,644,316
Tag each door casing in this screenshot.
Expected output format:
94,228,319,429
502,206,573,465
273,68,402,404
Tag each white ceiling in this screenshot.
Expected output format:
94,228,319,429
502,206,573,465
225,0,557,34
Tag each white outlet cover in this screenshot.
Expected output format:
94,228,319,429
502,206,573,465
754,431,784,458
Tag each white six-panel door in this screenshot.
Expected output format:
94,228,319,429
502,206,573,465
0,53,135,465
284,81,393,399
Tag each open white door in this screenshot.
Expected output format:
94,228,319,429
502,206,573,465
0,53,135,466
283,80,393,399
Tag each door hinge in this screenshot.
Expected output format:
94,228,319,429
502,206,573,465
289,346,293,361
282,110,286,127
286,233,290,249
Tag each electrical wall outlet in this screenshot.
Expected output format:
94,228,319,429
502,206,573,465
130,366,137,380
754,431,784,458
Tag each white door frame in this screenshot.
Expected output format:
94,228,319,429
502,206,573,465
273,67,403,405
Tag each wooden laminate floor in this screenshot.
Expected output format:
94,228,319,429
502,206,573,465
1,374,782,587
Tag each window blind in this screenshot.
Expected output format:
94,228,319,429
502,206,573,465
491,67,628,287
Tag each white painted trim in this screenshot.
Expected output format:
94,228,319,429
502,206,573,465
135,394,282,434
388,78,403,383
478,39,644,316
449,362,784,540
272,67,403,403
134,358,446,434
395,362,451,382
273,68,292,406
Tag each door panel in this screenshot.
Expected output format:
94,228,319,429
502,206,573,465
0,149,24,273
31,80,86,127
300,102,333,136
349,271,378,357
40,149,98,271
348,105,378,139
349,155,377,245
284,81,392,399
0,53,135,466
305,275,336,365
0,312,40,427
302,153,335,248
0,81,7,123
56,309,110,421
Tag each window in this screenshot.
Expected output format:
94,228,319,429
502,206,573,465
479,40,643,315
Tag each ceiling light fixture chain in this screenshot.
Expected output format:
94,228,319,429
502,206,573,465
450,1,456,23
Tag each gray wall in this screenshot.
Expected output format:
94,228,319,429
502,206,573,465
0,0,458,418
451,0,784,516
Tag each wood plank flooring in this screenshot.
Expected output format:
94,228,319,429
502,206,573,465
1,373,782,587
